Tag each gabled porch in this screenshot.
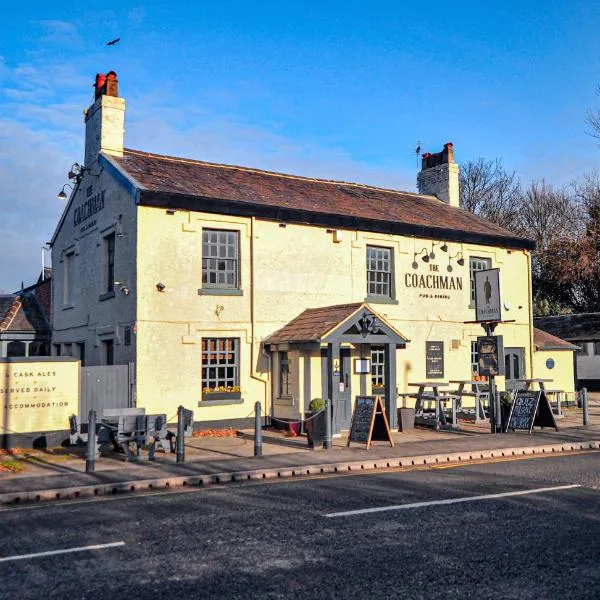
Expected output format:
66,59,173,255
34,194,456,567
263,302,408,433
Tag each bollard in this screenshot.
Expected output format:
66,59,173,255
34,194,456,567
176,405,185,463
85,410,97,473
582,388,590,426
324,397,332,450
254,401,263,457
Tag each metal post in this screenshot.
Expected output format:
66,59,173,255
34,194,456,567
85,410,97,473
254,401,263,457
582,388,590,426
324,397,332,450
176,405,185,463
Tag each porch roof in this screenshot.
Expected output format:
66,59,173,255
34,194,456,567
263,302,407,345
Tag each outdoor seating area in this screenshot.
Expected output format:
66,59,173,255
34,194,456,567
69,407,194,461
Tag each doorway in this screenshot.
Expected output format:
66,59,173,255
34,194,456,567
504,347,525,391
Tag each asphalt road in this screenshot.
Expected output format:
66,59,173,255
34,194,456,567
1,453,600,599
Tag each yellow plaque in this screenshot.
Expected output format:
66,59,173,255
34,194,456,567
0,360,79,434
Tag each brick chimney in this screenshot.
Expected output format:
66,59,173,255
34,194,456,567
417,142,459,207
84,71,125,167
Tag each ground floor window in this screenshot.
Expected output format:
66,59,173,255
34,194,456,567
102,339,114,365
7,341,26,357
471,341,479,376
202,337,240,398
371,346,385,392
279,351,291,397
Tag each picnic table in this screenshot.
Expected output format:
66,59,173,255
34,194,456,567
407,382,459,430
448,380,489,423
69,407,194,461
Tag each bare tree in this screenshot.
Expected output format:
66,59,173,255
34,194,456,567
586,85,600,142
459,158,524,231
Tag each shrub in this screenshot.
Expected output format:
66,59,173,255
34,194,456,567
309,398,325,412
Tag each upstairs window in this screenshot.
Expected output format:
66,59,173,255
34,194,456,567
202,230,240,290
366,246,394,300
63,251,75,306
469,257,492,304
102,232,116,296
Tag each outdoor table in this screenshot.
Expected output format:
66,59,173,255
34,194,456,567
449,380,489,423
542,389,564,417
407,382,458,429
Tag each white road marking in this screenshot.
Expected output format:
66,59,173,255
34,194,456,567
0,541,125,563
325,484,582,518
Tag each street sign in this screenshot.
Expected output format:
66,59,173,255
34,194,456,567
347,396,394,449
474,268,502,322
477,335,505,377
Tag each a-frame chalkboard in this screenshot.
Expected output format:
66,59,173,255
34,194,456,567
347,396,394,449
506,390,558,433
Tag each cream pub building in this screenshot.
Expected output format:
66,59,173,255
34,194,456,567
50,72,575,431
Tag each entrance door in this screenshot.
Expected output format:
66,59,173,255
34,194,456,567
337,349,352,430
504,348,525,391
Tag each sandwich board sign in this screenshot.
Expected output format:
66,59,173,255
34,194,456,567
474,268,502,322
347,395,394,449
506,390,558,433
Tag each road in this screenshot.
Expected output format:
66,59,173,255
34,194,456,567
1,453,599,599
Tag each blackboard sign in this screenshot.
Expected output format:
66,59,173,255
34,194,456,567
347,396,394,449
426,341,444,378
506,391,558,433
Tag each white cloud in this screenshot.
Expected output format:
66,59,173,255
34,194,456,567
36,20,82,46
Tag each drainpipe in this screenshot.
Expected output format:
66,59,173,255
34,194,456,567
526,250,535,379
249,216,269,413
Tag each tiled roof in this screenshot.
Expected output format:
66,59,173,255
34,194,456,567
533,327,578,351
264,303,364,344
109,149,535,249
534,314,600,342
0,294,50,333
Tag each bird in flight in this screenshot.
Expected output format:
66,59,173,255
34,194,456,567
106,38,121,46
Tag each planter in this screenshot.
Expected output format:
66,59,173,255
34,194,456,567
304,410,327,449
202,391,241,401
397,407,415,432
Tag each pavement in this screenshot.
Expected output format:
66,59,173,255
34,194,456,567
0,397,598,505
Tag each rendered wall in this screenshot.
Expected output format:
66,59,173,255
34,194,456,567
134,206,535,422
533,350,576,394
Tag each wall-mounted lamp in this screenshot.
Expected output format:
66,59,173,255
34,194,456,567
114,281,130,295
429,241,449,260
447,252,465,272
412,248,430,268
57,183,74,200
68,162,103,183
156,282,166,292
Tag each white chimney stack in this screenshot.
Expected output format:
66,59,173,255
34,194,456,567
84,71,125,167
417,142,459,208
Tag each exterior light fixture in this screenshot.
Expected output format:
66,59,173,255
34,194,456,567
413,248,429,268
156,282,166,292
57,183,74,200
430,241,449,259
448,252,465,271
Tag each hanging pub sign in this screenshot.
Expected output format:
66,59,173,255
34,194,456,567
506,390,558,433
474,268,502,322
425,341,444,378
347,395,394,449
477,335,505,377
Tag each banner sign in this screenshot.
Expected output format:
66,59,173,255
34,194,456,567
474,268,502,322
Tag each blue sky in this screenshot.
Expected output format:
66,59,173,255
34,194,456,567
1,1,599,291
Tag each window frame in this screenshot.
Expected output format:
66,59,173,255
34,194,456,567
278,351,291,398
100,232,116,300
201,337,242,403
102,339,114,365
366,245,395,303
371,346,386,390
469,256,492,305
200,229,242,295
63,250,75,308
